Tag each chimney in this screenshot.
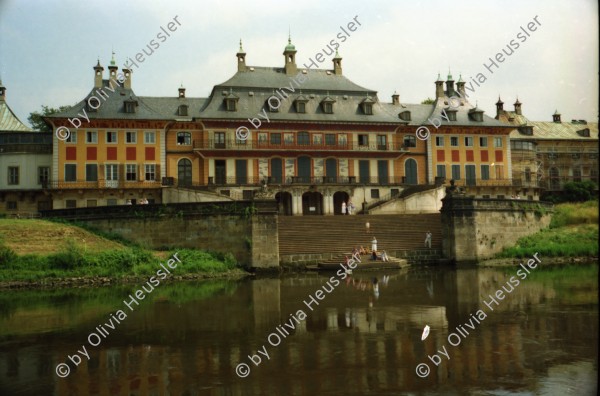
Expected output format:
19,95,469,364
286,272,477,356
456,74,465,98
552,110,561,123
333,50,342,75
0,80,5,101
122,68,132,89
236,39,247,72
495,96,504,118
283,35,297,76
178,85,186,98
435,73,444,98
514,98,522,115
108,52,118,82
445,71,455,97
392,91,400,105
93,60,104,89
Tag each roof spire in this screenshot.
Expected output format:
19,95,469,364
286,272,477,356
110,50,116,66
447,68,453,80
239,38,244,52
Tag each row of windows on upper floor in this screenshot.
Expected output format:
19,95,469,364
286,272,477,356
62,131,192,145
435,136,504,148
59,130,505,149
223,97,373,115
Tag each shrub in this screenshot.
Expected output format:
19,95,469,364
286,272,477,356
0,244,17,266
47,240,86,270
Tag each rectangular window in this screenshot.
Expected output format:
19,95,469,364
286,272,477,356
358,134,369,146
105,164,118,181
6,201,17,210
65,131,77,143
464,137,473,147
126,164,137,181
481,165,490,180
86,131,98,143
297,102,306,113
371,189,380,199
436,136,444,147
8,166,19,185
144,131,155,144
38,166,50,185
325,134,336,146
65,164,77,182
65,200,77,209
376,135,387,150
494,137,503,147
85,164,98,182
480,137,488,147
451,164,461,180
145,164,156,181
106,198,118,206
177,132,192,145
214,132,225,148
297,132,310,145
450,137,459,147
106,131,117,143
126,132,137,143
270,133,281,145
87,200,97,207
436,164,446,178
495,165,504,179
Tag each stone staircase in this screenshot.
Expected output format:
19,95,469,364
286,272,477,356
278,214,443,265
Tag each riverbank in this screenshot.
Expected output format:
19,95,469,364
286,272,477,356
0,219,250,289
480,201,598,266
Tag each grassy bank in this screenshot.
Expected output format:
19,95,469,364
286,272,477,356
0,219,246,285
496,200,598,259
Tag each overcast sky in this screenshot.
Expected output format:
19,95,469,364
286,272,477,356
0,0,597,128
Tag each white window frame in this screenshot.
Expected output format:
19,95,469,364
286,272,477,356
144,131,155,144
126,131,137,144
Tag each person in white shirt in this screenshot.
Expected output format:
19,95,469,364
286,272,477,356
371,237,377,253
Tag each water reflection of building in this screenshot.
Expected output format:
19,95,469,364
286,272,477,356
0,271,597,394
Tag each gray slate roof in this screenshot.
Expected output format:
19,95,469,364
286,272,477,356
46,66,511,129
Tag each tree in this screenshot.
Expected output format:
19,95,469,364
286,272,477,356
27,105,71,132
562,180,598,202
421,98,435,104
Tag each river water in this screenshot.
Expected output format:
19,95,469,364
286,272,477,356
0,263,597,395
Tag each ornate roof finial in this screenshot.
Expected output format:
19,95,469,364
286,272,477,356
447,68,453,80
110,50,116,66
239,38,244,52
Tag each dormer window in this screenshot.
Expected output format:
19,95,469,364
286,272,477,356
266,97,279,112
124,98,137,114
518,126,533,136
577,128,590,137
295,95,308,113
321,95,335,114
468,107,484,122
361,96,375,115
178,104,188,116
398,111,411,121
445,108,457,121
224,91,239,112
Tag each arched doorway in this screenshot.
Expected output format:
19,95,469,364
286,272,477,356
178,158,192,186
404,158,418,185
333,191,349,215
302,191,323,215
325,158,337,183
275,192,292,215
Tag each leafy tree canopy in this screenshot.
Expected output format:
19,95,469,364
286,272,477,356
27,105,71,132
421,98,435,105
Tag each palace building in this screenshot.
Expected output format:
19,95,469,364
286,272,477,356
496,98,598,196
42,39,521,214
0,80,52,216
